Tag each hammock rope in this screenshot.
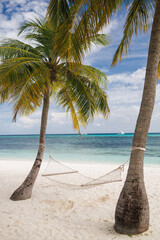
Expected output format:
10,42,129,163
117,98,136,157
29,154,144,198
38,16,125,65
42,155,129,189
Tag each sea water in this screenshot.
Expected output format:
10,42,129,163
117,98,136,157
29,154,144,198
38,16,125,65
0,133,160,165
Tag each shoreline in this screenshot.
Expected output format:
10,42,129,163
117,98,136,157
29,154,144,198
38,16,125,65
0,160,160,240
0,157,160,168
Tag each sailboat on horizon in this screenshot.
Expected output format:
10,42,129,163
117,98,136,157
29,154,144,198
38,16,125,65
120,130,125,135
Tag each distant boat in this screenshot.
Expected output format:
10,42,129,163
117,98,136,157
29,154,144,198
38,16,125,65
120,130,125,135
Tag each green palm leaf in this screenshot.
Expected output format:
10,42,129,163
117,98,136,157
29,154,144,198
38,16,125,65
0,39,41,59
111,0,156,66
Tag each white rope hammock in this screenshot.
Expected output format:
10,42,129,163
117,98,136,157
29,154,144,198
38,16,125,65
42,155,129,189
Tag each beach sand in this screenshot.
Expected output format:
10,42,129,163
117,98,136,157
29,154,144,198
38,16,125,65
0,160,159,240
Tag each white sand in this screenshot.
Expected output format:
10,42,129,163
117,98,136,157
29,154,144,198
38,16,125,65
0,160,160,240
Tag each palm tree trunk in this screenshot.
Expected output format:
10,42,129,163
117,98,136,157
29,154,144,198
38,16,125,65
10,87,50,201
114,0,160,235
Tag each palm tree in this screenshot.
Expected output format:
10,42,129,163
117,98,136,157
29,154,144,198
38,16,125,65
111,0,160,235
0,17,110,201
48,0,160,235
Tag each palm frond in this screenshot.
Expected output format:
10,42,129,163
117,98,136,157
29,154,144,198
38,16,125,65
55,81,81,134
18,18,44,35
0,39,41,59
18,19,56,60
0,56,50,120
72,63,108,88
53,31,110,69
47,0,73,27
55,62,109,131
0,57,47,84
112,0,156,66
11,73,46,121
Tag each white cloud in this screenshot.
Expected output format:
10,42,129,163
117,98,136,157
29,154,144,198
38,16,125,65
108,67,145,86
99,19,119,35
19,116,40,128
107,68,146,114
50,112,71,125
0,0,49,41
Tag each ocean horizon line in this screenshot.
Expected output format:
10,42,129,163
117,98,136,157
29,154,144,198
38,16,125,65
0,132,160,137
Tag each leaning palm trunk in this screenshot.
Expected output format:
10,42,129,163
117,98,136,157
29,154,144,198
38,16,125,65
10,88,50,201
114,0,160,235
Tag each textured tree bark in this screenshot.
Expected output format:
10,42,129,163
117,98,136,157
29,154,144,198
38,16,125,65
114,0,160,235
10,87,50,201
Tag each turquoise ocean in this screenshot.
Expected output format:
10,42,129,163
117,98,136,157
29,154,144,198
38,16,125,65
0,133,160,165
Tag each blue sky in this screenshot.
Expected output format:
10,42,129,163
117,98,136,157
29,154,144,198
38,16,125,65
0,0,159,135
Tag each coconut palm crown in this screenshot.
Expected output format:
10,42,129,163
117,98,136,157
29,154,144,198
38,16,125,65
0,18,109,131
